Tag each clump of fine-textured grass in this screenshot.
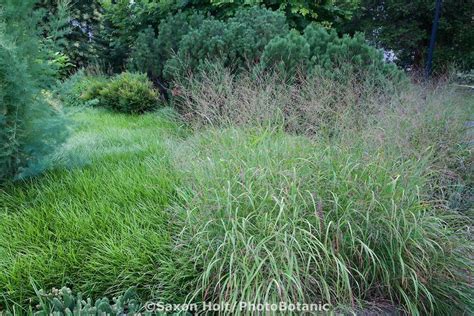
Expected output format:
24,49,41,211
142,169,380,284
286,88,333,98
175,65,473,217
353,81,473,216
172,63,402,137
0,108,185,310
167,126,472,315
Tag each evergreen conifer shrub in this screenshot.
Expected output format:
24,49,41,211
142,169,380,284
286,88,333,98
98,72,160,114
164,7,290,81
163,18,228,81
260,24,404,83
315,30,403,83
127,12,207,80
260,30,310,77
0,0,68,183
127,26,161,79
157,11,207,69
225,7,289,65
58,72,160,114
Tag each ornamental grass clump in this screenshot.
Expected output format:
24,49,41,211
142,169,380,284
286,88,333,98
167,126,472,314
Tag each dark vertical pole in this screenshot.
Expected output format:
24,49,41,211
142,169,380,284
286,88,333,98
425,0,442,78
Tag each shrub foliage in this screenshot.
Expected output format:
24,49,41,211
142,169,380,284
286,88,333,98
59,71,160,114
0,0,67,183
98,72,160,114
57,70,108,108
260,30,310,77
164,7,289,81
261,24,403,83
109,6,404,87
127,26,161,79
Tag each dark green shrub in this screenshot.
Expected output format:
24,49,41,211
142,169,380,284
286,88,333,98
163,18,228,81
304,24,404,82
259,24,404,83
98,72,160,114
164,7,289,81
163,10,403,85
157,11,206,68
303,24,338,68
116,11,208,89
225,7,289,65
322,32,403,82
127,26,161,78
260,30,310,77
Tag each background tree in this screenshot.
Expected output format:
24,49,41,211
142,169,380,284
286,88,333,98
198,0,360,30
38,0,103,69
98,0,173,72
344,0,474,71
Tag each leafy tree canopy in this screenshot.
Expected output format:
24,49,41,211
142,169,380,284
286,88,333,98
345,0,474,71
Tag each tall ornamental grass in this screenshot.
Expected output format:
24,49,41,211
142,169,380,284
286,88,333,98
168,127,472,314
